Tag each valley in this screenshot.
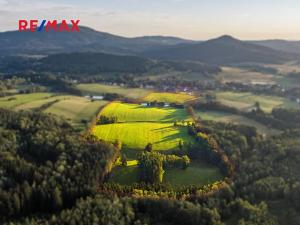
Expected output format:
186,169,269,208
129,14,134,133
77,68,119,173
0,25,300,225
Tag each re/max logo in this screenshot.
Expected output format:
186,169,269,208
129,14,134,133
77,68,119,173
18,19,80,32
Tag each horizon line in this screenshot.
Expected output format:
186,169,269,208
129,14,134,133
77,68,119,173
1,24,300,42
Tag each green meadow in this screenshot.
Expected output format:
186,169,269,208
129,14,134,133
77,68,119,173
0,93,107,130
45,96,108,129
0,93,54,109
100,102,190,122
93,122,194,151
216,91,300,113
164,161,223,187
196,110,280,136
77,83,152,99
143,92,197,104
95,102,224,187
109,161,224,187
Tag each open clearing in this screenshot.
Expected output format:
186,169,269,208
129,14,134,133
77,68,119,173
216,91,300,112
109,161,223,187
164,161,223,187
100,102,190,122
45,96,107,129
109,165,139,185
196,110,280,136
219,67,276,85
93,122,195,151
0,93,54,109
77,83,152,99
97,100,224,187
15,95,71,110
144,92,197,104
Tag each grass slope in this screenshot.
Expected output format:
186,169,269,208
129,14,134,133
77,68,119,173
45,97,107,129
216,91,300,112
196,110,280,136
109,165,139,185
77,83,152,99
164,161,223,187
100,102,189,122
15,95,70,110
93,122,194,151
143,92,197,104
219,67,276,85
0,93,53,109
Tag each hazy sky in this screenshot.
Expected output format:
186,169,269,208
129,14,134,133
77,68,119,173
1,0,300,40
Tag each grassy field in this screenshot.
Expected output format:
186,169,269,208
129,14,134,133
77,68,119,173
216,91,300,113
109,165,139,185
164,161,223,187
109,161,223,187
0,93,54,109
0,93,107,130
15,95,70,110
95,99,224,187
93,122,195,151
45,97,108,129
219,67,276,85
100,102,190,122
196,110,280,136
143,92,197,104
77,83,152,99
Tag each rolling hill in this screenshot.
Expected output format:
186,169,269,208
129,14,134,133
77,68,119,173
0,52,221,75
251,40,300,54
0,25,193,56
144,35,296,64
1,25,299,65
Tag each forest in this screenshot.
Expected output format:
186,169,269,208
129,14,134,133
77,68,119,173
0,107,298,224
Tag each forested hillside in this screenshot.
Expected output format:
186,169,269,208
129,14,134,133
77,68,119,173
1,109,299,224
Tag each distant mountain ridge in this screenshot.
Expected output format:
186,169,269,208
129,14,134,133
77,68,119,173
143,35,297,64
250,40,300,55
0,26,194,56
0,25,299,64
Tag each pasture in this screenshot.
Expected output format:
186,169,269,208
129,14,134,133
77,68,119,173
109,161,223,187
100,102,190,122
0,93,54,109
93,122,195,151
45,96,107,129
77,83,152,99
164,161,223,187
15,95,70,110
143,92,197,104
196,110,280,136
216,91,300,112
108,165,139,185
219,67,276,85
95,99,225,187
0,93,107,130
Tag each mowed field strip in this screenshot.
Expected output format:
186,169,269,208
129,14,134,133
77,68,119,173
15,95,71,110
77,83,152,99
100,102,190,122
45,97,108,129
0,93,54,109
143,92,197,104
216,91,300,113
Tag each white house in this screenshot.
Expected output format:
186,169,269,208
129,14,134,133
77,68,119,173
91,96,104,100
